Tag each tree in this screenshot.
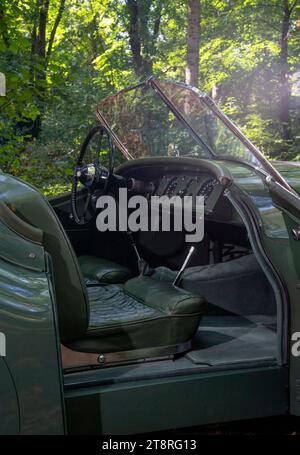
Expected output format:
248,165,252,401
185,0,200,87
125,0,163,78
31,0,67,136
0,2,10,49
0,0,300,194
278,0,298,143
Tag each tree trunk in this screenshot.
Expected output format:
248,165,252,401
0,3,10,49
278,0,293,142
29,0,49,137
185,0,200,88
47,0,66,59
36,0,50,89
211,84,223,104
37,0,49,63
126,0,144,76
32,0,66,137
126,0,160,77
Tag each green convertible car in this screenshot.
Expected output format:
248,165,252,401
1,78,300,435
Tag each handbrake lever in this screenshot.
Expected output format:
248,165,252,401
173,246,195,287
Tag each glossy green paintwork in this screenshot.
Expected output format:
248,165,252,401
217,160,300,416
0,218,45,271
65,366,288,434
263,234,300,416
0,358,19,434
272,161,300,191
218,161,289,238
0,188,65,434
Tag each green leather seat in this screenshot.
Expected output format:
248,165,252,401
69,276,207,353
78,255,132,285
2,174,206,356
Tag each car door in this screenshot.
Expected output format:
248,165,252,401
269,180,300,416
0,358,19,434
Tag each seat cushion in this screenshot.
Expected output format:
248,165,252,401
68,276,207,354
88,284,159,327
78,255,132,284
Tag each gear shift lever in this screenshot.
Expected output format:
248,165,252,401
126,231,151,275
126,231,141,262
173,246,195,287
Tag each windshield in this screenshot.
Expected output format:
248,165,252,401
97,83,210,159
97,79,291,190
155,80,263,168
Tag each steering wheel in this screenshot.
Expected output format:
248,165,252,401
71,125,115,225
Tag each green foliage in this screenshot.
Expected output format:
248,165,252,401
0,0,299,195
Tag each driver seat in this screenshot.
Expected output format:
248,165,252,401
4,175,206,357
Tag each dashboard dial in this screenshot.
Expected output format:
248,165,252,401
164,177,178,197
198,178,218,201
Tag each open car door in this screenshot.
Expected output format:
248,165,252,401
269,180,300,416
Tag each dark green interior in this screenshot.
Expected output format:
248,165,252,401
0,156,279,374
51,158,278,370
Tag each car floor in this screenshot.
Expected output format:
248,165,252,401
186,313,277,366
64,312,277,389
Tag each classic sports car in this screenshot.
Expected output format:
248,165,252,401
1,78,300,435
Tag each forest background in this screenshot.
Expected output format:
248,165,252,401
0,0,299,195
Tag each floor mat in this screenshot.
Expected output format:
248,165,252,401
186,315,277,366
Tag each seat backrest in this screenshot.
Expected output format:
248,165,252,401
0,173,89,343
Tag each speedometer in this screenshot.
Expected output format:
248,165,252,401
198,178,218,201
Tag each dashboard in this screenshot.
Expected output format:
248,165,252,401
155,174,219,201
118,161,241,224
114,160,249,261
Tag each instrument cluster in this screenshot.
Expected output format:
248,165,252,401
156,174,219,201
